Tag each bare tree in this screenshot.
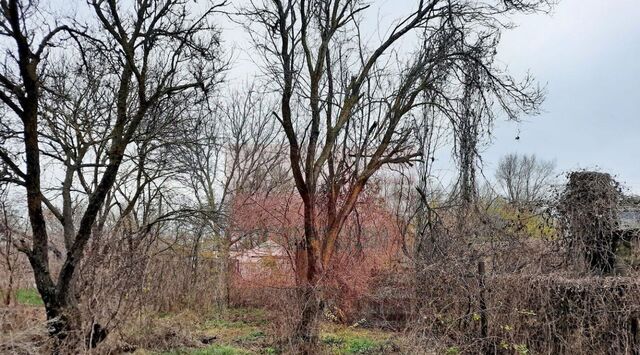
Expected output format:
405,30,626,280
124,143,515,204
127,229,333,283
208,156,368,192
174,86,287,313
0,0,224,345
452,63,483,208
495,153,556,207
0,183,21,306
242,0,549,350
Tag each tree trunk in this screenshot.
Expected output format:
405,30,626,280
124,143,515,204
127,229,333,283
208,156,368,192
292,212,323,354
43,293,82,351
293,283,322,355
214,237,230,313
4,271,13,306
26,247,82,349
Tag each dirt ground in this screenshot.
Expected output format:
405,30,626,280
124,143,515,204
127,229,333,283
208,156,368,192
0,291,412,354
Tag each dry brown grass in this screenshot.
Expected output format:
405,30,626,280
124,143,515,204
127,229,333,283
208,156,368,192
0,306,48,354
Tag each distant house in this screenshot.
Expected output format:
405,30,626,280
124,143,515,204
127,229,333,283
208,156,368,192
619,208,640,230
619,195,640,232
227,190,402,284
230,239,291,278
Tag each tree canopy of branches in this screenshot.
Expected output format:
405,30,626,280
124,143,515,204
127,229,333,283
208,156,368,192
172,86,287,312
0,0,563,352
242,0,550,350
0,0,224,345
495,153,556,207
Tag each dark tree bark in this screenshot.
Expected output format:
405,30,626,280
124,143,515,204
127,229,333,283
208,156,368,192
243,0,546,350
0,0,224,347
243,0,549,349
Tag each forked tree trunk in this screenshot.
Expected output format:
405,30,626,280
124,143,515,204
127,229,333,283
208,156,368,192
47,304,80,341
35,285,82,351
40,277,107,351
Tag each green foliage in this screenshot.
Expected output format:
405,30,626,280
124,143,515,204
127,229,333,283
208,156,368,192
321,333,387,354
445,346,460,355
16,288,43,306
160,345,250,355
514,344,530,355
497,339,529,354
345,337,378,354
322,334,346,346
489,200,555,239
500,340,510,350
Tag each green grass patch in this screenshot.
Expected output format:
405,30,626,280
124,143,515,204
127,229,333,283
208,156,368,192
322,333,387,354
322,334,346,346
16,288,43,306
238,330,266,342
203,318,248,329
345,337,379,354
200,310,267,347
159,345,251,355
146,308,402,355
320,324,400,354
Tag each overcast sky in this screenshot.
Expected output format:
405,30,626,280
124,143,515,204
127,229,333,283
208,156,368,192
483,0,640,193
222,0,640,193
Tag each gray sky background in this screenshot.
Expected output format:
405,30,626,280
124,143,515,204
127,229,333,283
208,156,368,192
484,0,640,193
223,0,640,193
53,0,634,195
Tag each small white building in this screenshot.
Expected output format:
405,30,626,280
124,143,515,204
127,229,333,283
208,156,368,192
230,240,290,278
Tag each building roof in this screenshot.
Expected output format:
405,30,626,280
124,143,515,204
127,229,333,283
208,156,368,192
619,208,640,230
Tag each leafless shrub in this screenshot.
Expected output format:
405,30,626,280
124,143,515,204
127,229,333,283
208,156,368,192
481,274,640,354
108,310,204,353
403,167,640,354
0,307,47,354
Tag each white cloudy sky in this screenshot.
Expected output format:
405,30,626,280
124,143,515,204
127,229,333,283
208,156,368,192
484,0,640,193
221,0,640,192
51,0,639,193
